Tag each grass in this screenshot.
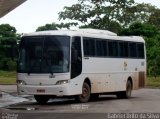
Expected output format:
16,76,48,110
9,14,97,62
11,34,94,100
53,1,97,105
147,76,160,88
0,70,16,84
0,71,160,88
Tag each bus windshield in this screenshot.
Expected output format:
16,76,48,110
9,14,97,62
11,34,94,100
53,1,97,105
17,35,70,74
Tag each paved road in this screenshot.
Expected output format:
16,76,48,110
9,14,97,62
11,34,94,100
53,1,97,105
0,88,160,119
0,85,17,93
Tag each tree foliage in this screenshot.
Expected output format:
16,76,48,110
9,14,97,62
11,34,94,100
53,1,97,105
132,3,156,23
146,35,160,76
59,0,136,32
36,22,78,31
37,0,160,33
36,23,58,31
0,24,18,70
58,0,160,32
148,9,160,29
120,22,158,37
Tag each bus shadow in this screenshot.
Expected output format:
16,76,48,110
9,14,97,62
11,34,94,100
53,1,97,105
6,95,137,111
18,95,118,106
29,95,138,106
39,95,118,105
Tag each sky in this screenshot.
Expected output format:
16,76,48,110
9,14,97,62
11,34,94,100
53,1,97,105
0,0,159,33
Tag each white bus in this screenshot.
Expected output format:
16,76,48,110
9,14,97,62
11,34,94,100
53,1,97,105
17,29,146,104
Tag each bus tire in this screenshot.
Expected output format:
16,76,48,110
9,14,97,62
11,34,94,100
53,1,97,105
116,80,132,99
34,95,50,104
76,82,91,103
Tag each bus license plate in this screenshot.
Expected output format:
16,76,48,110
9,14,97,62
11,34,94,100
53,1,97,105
37,89,45,93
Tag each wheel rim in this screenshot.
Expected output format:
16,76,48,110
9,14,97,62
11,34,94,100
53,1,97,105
82,87,89,98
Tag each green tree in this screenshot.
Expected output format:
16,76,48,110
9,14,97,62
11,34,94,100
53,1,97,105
36,23,58,31
146,35,160,77
148,9,160,30
131,3,156,23
120,22,158,37
59,0,160,31
0,24,18,70
0,24,16,37
36,22,78,31
59,0,136,33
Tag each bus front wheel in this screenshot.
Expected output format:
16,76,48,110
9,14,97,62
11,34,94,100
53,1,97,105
34,95,50,104
116,80,132,99
76,82,91,103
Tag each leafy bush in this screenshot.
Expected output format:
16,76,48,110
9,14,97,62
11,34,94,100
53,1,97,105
0,58,16,71
0,58,9,70
6,60,17,71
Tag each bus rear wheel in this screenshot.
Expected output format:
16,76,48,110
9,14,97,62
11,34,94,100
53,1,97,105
76,82,91,103
116,80,132,99
34,95,50,104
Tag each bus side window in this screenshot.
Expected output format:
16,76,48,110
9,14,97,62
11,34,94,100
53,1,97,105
137,43,144,58
118,42,124,57
129,42,137,58
124,42,129,57
96,40,107,57
83,37,95,57
118,41,129,58
108,41,118,57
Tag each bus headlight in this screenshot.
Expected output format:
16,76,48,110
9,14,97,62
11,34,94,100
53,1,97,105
56,80,69,85
17,80,26,85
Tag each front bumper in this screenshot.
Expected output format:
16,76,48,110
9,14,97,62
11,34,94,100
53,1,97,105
17,84,74,96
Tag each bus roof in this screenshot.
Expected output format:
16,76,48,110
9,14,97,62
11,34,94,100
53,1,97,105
23,29,145,43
